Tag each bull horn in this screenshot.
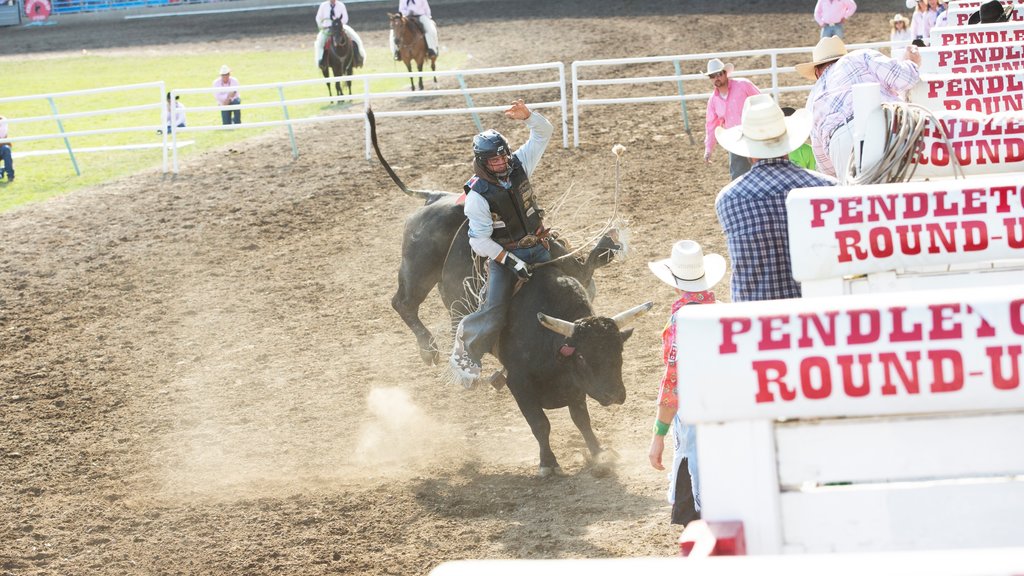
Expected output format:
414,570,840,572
537,313,575,337
611,301,654,329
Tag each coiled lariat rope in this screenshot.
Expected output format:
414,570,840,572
846,102,966,186
533,144,628,270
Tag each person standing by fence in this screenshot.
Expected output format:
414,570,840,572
647,240,725,527
814,0,857,39
0,114,13,183
392,0,439,60
213,65,241,126
162,92,186,134
703,58,761,181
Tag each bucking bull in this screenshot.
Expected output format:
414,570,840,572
368,110,651,476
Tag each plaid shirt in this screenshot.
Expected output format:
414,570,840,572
807,49,920,175
658,292,716,410
715,158,837,302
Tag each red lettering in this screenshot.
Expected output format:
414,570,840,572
800,356,832,400
810,198,835,228
848,309,881,345
962,220,988,251
719,317,752,354
758,315,791,351
890,306,923,342
1012,299,1024,334
838,354,872,397
753,360,795,403
929,304,963,340
988,345,1022,390
880,351,922,395
929,349,964,393
838,196,863,225
797,311,837,348
836,230,868,263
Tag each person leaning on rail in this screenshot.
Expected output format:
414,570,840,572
796,35,921,182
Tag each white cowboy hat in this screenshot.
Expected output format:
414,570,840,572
794,36,847,81
715,94,812,159
648,240,726,292
891,13,909,25
219,64,231,75
703,58,735,76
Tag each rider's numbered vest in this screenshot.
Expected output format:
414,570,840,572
464,157,543,247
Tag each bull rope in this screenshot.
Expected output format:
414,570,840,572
533,143,628,270
846,102,965,186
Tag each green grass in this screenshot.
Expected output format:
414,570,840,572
0,48,466,212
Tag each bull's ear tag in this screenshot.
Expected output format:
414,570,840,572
559,344,575,357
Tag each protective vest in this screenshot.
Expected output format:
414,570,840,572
464,156,543,247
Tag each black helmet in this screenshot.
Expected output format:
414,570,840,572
473,129,511,160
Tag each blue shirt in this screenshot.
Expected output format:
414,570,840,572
715,158,837,302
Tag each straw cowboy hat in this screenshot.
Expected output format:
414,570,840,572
702,58,734,76
219,64,231,75
968,0,1011,24
714,94,811,159
891,13,910,25
648,240,726,292
795,36,847,81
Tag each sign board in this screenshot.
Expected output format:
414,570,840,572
908,116,1024,178
918,41,1024,74
931,21,1024,46
786,175,1024,280
676,285,1024,423
909,70,1024,114
945,0,1024,26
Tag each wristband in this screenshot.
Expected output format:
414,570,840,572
653,419,670,436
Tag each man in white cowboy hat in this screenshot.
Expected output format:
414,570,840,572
647,239,725,527
813,0,857,39
796,35,920,180
212,64,241,125
715,94,837,302
702,58,761,181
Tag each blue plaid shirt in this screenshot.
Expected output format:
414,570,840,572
715,158,837,302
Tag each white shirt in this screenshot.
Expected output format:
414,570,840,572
399,0,431,17
316,0,348,28
164,100,186,127
464,112,553,260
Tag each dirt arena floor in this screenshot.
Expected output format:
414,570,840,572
0,1,897,574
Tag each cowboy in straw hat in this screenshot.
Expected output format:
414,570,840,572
798,36,920,181
213,64,241,125
714,94,837,302
702,57,762,181
647,239,724,526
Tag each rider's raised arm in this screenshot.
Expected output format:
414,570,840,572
513,111,553,179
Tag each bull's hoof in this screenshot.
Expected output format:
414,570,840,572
419,346,440,366
590,449,619,478
538,465,566,478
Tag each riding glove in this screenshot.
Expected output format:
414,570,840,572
498,251,532,281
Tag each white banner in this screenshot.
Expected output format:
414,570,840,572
919,41,1024,75
909,70,1024,114
676,286,1024,422
786,175,1024,281
932,21,1024,47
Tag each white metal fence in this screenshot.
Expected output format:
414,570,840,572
4,41,915,175
167,61,568,173
570,40,900,147
0,81,166,176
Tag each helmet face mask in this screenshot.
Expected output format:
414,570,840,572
473,129,512,179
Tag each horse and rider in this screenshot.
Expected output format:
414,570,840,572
390,0,439,60
314,0,365,70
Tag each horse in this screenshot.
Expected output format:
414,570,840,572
388,12,437,91
319,17,355,98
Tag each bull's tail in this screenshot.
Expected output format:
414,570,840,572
367,108,434,201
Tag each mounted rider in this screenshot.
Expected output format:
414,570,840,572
392,0,439,60
450,99,553,384
314,0,365,69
